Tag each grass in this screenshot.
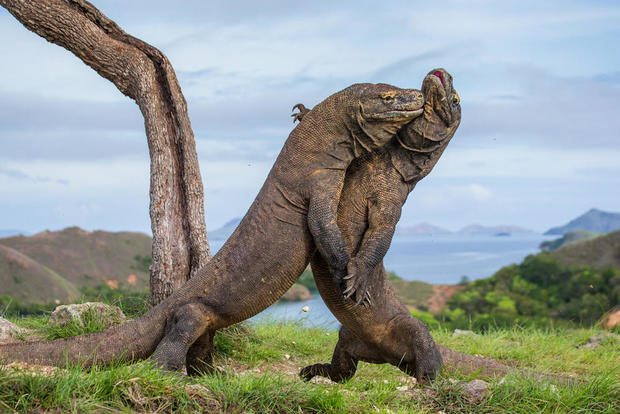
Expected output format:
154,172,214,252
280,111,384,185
1,315,619,413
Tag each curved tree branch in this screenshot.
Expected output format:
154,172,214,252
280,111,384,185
0,0,211,305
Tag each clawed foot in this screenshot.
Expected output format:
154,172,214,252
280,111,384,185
300,363,329,381
291,103,310,123
413,343,443,384
342,258,372,307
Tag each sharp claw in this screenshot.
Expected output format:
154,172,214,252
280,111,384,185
343,273,355,280
356,293,365,306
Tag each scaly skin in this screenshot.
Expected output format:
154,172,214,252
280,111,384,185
301,69,468,383
0,82,424,374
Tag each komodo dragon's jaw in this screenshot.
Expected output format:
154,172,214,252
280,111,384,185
340,84,424,153
355,85,424,123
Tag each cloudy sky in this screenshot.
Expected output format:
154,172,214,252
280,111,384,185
1,0,619,235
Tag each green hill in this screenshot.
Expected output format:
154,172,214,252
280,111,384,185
552,229,620,270
0,227,152,305
540,229,600,251
0,227,152,291
0,244,80,304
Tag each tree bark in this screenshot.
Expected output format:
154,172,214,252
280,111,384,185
0,0,211,305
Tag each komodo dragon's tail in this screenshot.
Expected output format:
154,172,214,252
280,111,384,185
0,307,168,368
439,345,574,384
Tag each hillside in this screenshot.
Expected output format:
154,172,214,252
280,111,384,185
540,230,600,251
0,227,152,301
0,244,80,303
552,229,620,270
545,208,620,235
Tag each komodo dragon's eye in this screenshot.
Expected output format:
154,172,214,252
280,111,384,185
380,92,395,103
452,92,460,106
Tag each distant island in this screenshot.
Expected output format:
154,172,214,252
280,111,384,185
210,218,536,240
544,208,620,235
396,223,534,236
455,224,534,235
395,222,451,235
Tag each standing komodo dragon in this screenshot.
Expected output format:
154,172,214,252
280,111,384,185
0,82,425,375
298,69,528,383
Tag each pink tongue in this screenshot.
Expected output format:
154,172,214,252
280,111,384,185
431,70,445,86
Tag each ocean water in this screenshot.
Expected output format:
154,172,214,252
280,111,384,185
209,233,552,326
380,233,550,284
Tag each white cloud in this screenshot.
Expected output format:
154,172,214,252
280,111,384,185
1,0,619,233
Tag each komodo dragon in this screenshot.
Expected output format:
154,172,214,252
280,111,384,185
298,69,531,383
0,82,425,375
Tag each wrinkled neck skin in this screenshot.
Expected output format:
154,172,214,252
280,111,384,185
389,94,461,185
347,105,411,158
389,127,454,187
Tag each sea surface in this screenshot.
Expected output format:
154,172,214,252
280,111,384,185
209,233,552,326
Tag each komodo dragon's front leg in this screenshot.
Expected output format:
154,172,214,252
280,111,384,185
292,104,399,306
292,104,352,278
343,194,403,306
307,171,350,281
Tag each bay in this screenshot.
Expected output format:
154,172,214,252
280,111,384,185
209,233,552,326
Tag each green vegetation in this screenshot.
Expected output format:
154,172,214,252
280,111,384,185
441,253,620,331
1,314,618,413
132,254,152,274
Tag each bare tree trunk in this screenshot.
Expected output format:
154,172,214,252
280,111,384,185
0,0,211,305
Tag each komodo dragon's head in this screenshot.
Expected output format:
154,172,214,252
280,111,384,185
390,68,461,182
408,68,461,143
341,83,425,151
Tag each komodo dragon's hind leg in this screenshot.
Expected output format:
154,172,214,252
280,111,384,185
186,330,215,376
151,302,213,372
300,326,361,382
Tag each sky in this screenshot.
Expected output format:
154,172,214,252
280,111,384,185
1,0,619,235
